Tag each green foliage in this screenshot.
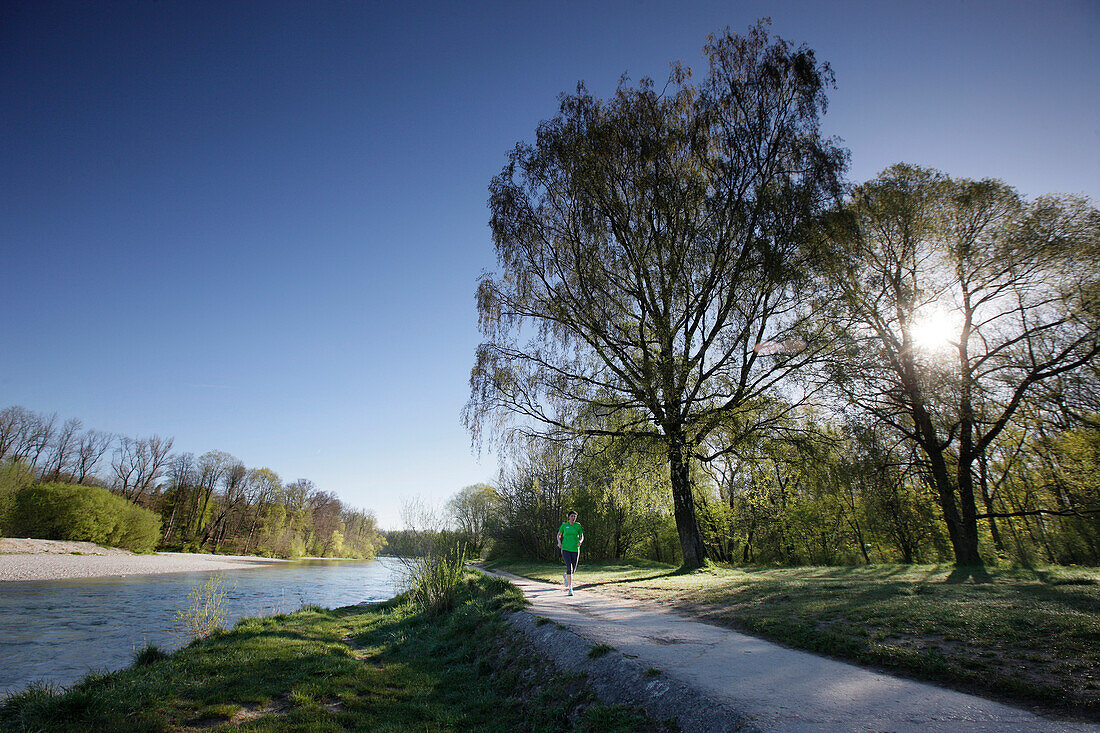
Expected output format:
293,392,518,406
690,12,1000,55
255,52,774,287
403,543,469,616
446,483,499,556
173,573,231,642
997,417,1100,565
0,461,34,537
113,500,162,553
158,455,385,560
478,396,1100,571
486,437,682,565
8,482,160,552
382,528,467,558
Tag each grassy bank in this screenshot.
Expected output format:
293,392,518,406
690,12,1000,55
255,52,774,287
0,572,672,732
490,559,1100,719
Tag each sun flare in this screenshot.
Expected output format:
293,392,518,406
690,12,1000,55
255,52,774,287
910,307,960,352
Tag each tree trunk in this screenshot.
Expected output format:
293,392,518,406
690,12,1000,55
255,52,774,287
977,451,1004,553
853,521,871,564
953,310,985,567
954,461,985,566
911,402,981,566
921,443,980,565
668,437,707,569
897,531,914,565
162,496,181,545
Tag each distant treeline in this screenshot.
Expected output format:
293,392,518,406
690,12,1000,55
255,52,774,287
413,403,1100,569
381,391,1100,569
472,409,1100,568
403,399,1100,568
0,405,384,559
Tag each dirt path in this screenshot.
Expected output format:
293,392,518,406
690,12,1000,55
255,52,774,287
490,569,1097,732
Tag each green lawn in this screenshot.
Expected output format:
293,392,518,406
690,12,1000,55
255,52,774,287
489,558,1100,720
0,573,672,733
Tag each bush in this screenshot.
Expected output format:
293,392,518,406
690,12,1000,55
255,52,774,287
8,482,161,552
403,543,469,615
0,461,34,537
109,501,162,553
173,573,231,641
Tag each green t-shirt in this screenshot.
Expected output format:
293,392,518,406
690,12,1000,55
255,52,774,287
559,522,583,552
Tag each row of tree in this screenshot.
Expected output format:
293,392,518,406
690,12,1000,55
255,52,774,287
439,385,1097,568
462,21,1100,568
0,405,384,559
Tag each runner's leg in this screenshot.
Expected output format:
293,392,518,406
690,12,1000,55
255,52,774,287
562,550,578,592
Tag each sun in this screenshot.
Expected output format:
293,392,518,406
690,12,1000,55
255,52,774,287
909,307,960,352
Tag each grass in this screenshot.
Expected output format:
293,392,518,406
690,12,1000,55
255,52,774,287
0,572,673,732
587,644,615,659
488,558,1100,720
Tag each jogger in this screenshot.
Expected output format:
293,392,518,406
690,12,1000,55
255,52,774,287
556,511,584,596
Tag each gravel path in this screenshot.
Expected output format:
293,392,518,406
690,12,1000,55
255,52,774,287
0,538,288,582
490,569,1098,732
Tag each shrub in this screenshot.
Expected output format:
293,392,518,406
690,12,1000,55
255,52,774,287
173,573,231,641
403,543,469,615
8,482,161,552
588,643,615,659
0,462,34,537
10,483,112,542
108,501,162,553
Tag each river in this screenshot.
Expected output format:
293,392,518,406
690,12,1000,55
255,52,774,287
0,557,404,698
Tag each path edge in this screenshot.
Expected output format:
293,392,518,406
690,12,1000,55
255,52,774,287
484,565,759,732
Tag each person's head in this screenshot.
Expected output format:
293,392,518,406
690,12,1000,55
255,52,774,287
567,510,578,522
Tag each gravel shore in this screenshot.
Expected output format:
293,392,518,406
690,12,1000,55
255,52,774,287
0,538,289,582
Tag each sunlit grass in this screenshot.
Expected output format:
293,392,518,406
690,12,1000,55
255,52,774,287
489,558,1100,718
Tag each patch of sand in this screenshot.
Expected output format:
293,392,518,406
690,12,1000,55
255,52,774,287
0,538,289,582
0,538,132,556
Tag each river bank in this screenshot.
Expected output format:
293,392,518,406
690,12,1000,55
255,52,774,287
0,572,666,732
0,538,289,582
0,554,401,699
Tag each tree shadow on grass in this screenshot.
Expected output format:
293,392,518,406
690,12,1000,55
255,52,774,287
945,566,993,584
577,572,675,589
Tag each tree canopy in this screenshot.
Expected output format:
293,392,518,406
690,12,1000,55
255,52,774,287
823,164,1100,565
467,21,847,567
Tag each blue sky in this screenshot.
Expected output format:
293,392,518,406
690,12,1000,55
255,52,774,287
2,1,1097,529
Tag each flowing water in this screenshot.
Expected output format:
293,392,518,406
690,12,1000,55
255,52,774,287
0,557,404,697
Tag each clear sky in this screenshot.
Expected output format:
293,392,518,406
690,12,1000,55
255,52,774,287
2,1,1097,529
